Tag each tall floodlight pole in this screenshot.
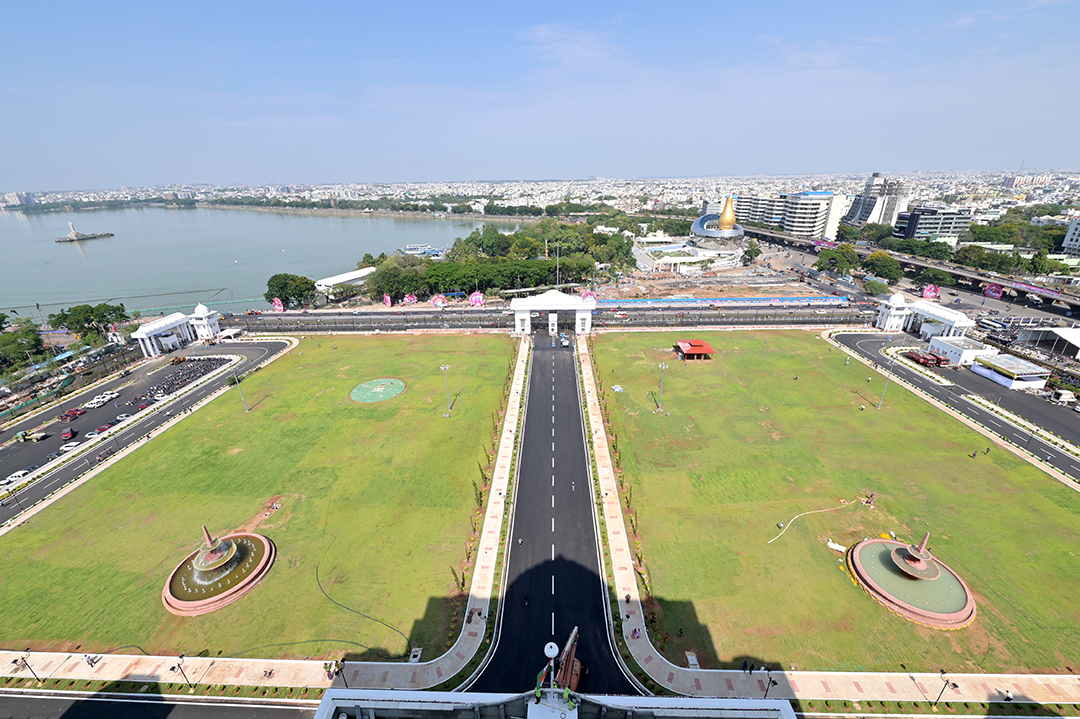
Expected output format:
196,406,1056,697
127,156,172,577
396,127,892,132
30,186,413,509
441,364,451,417
658,362,669,412
232,367,249,412
877,339,895,410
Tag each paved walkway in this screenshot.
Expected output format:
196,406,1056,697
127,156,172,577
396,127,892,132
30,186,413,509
576,334,1080,704
340,336,531,689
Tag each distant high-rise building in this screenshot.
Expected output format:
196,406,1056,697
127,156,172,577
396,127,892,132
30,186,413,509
2,191,34,206
1003,173,1053,189
703,192,846,239
893,207,974,240
842,173,909,227
1062,219,1080,257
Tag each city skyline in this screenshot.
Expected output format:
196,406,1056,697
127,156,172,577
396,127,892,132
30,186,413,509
2,0,1078,191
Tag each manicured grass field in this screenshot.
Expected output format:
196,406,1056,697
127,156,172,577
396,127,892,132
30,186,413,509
0,334,513,660
594,330,1080,674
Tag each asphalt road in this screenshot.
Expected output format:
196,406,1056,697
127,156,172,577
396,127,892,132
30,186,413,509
471,333,637,695
0,341,287,525
223,305,874,335
838,333,1080,480
0,694,314,719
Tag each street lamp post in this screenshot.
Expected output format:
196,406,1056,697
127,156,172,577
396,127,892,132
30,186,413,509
657,362,669,412
933,670,957,708
441,364,451,417
764,667,778,699
14,650,40,682
170,654,193,687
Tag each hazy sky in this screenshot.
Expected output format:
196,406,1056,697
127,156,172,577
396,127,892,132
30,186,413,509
3,0,1077,191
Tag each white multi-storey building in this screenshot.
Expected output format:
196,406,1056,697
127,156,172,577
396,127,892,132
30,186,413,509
842,173,910,226
1062,218,1080,257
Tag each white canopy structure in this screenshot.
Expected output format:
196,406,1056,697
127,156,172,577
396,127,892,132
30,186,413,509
508,290,596,335
131,303,223,358
876,294,975,339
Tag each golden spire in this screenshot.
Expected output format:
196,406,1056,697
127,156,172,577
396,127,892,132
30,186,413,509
718,195,736,231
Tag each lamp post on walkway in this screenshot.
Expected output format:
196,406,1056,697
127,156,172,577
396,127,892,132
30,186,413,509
170,654,193,687
933,669,957,708
657,362,669,412
14,650,40,682
441,364,451,417
764,667,778,699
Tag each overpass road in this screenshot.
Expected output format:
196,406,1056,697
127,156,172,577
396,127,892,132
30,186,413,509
470,333,637,695
839,333,1080,481
0,340,288,527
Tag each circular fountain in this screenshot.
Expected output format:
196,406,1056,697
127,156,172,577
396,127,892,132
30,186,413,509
162,526,275,616
847,532,975,630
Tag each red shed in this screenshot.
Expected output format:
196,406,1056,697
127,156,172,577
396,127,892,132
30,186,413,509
673,339,715,361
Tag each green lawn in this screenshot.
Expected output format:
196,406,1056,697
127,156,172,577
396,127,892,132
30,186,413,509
594,330,1080,674
0,333,512,660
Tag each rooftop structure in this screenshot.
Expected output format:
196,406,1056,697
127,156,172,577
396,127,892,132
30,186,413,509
691,196,745,239
315,266,377,297
673,339,716,360
314,689,797,719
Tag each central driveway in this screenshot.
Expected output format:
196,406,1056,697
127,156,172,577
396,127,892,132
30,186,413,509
471,333,637,695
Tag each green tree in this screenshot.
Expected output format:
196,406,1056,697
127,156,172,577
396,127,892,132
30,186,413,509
0,319,45,369
862,224,895,244
863,280,890,295
0,311,8,330
264,273,317,309
861,251,904,283
48,303,128,337
741,240,762,266
914,268,956,287
814,248,856,274
836,224,861,243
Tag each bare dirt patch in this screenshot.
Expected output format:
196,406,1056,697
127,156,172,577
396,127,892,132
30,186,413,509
227,447,244,455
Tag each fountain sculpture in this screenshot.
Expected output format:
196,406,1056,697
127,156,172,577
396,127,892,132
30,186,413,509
162,525,275,616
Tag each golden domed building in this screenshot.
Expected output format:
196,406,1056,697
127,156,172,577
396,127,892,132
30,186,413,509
690,195,745,239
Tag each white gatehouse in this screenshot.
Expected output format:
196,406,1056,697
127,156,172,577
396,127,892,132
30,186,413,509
508,290,595,335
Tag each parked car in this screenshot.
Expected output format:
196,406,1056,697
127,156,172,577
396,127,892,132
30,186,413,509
83,431,100,438
45,451,62,461
96,425,111,433
62,428,75,440
68,408,86,417
59,442,81,452
3,470,30,484
115,413,132,421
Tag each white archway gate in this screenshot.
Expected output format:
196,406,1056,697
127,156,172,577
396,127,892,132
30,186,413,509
509,289,595,336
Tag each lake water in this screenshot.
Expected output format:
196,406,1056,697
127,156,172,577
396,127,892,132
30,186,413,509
0,207,517,316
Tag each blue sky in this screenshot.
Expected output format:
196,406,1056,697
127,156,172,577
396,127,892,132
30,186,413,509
2,0,1077,191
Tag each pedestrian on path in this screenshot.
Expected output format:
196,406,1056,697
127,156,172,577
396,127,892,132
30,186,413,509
742,661,748,672
1006,690,1013,702
985,447,991,454
524,594,529,606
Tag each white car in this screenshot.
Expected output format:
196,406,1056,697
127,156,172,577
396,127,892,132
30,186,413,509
4,470,30,484
115,413,132,421
813,309,827,315
59,442,81,452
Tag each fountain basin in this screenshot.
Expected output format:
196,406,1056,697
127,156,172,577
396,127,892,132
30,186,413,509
847,538,975,630
162,533,275,616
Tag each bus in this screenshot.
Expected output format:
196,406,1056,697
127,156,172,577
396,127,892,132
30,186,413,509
978,319,1007,331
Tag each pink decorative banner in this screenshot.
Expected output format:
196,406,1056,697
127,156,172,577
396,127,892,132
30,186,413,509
272,297,284,312
984,283,1004,299
431,294,448,308
469,291,485,307
403,294,418,305
922,284,939,299
383,293,392,307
